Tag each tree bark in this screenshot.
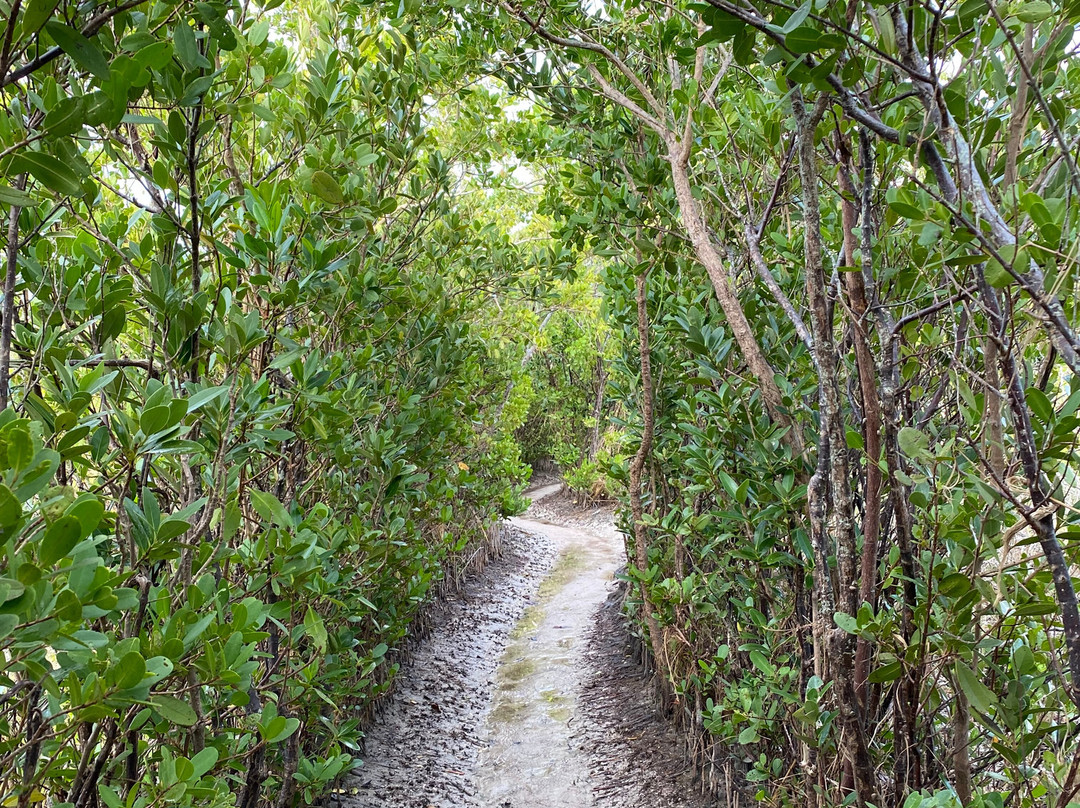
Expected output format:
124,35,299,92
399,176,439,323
795,94,875,807
743,225,814,355
0,174,25,410
837,144,882,712
187,92,204,384
890,8,1080,375
669,150,804,458
1003,24,1033,190
587,347,605,460
629,268,666,676
555,37,805,458
893,12,1080,692
977,269,1080,704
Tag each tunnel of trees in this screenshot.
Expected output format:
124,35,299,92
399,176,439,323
0,0,1078,806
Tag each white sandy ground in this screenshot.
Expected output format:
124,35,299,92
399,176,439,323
474,506,625,806
333,485,711,808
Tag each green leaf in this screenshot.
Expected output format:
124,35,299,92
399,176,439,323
748,649,774,676
0,186,34,206
181,74,215,106
133,41,174,71
965,471,1000,504
9,151,85,197
983,258,1011,288
247,19,270,47
22,0,61,32
182,613,214,646
784,26,822,53
0,484,22,527
0,577,26,603
150,695,197,726
844,427,864,450
143,656,175,687
833,611,859,635
268,717,300,743
876,10,897,55
249,489,291,528
45,21,111,79
737,726,759,744
4,423,33,471
156,518,190,542
734,479,749,504
140,405,172,436
65,494,104,537
1026,387,1054,424
0,614,18,640
174,22,211,70
987,244,1029,289
174,757,194,782
868,660,903,683
14,448,60,501
955,661,997,714
717,470,739,500
99,785,123,808
311,171,344,205
885,187,925,220
53,586,80,620
190,747,219,778
85,91,117,127
115,651,146,689
98,306,126,343
304,606,328,650
733,26,756,65
43,95,86,137
121,114,166,137
897,426,930,460
167,110,187,145
185,386,228,412
782,0,811,32
1013,645,1035,675
1014,1,1053,22
260,714,285,740
39,515,82,565
938,573,971,597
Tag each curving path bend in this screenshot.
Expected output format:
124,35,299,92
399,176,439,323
335,485,709,808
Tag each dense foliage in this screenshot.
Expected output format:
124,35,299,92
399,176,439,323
475,0,1080,806
6,0,1080,806
0,1,554,805
514,273,615,486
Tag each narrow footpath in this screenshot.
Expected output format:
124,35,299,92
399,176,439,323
335,485,710,808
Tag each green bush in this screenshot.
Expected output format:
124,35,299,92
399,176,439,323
0,0,534,803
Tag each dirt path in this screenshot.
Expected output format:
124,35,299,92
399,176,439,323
474,508,622,806
334,486,710,808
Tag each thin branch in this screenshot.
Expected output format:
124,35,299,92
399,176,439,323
498,0,671,124
2,0,148,87
585,64,672,141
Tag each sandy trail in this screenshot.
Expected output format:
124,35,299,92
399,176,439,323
475,511,624,806
335,486,710,808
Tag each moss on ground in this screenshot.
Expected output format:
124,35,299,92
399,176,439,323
490,699,527,723
546,705,572,722
498,653,537,685
510,604,545,639
488,545,589,728
538,546,586,600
